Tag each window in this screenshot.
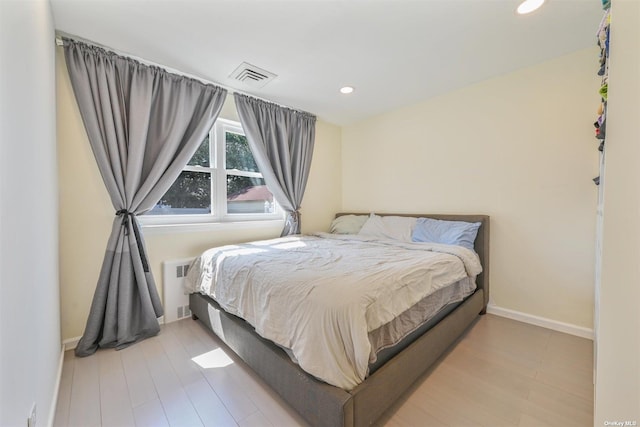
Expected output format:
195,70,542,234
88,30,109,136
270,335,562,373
144,119,280,224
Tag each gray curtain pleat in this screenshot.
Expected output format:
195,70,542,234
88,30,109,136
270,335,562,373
63,38,227,356
234,93,316,235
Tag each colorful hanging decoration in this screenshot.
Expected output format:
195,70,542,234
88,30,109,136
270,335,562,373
593,6,610,185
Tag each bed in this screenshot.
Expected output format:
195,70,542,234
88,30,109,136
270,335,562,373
188,213,490,427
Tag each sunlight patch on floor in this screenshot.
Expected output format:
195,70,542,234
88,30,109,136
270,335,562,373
192,348,234,368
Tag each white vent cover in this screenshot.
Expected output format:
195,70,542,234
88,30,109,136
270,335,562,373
229,62,277,88
162,257,194,323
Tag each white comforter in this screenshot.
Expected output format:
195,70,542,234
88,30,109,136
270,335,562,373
185,233,482,390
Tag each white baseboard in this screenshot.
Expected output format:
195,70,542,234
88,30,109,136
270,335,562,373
62,336,81,351
486,304,594,340
47,345,65,427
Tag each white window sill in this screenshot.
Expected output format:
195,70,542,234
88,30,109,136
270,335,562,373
139,218,285,235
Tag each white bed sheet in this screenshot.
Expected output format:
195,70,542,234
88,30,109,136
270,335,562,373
185,233,482,390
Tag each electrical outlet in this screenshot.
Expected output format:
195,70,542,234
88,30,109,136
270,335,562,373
27,403,36,427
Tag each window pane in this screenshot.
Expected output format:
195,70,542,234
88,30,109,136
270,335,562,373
147,171,211,215
227,176,274,214
226,132,258,172
187,134,210,167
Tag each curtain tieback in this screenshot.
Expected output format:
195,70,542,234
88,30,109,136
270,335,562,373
286,210,301,224
115,209,150,273
116,209,133,234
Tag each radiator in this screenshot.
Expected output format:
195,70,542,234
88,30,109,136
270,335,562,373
162,257,195,323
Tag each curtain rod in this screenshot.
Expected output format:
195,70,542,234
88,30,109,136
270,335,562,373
54,33,313,116
54,33,241,92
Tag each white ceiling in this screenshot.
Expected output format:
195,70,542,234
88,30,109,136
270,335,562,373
50,0,604,125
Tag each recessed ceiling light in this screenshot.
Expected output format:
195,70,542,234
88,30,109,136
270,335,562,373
517,0,545,14
340,86,354,94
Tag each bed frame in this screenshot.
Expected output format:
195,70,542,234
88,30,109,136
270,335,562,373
190,213,489,427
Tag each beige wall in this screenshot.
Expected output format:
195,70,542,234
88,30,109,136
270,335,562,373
595,0,640,422
57,49,342,340
342,48,600,329
300,120,342,234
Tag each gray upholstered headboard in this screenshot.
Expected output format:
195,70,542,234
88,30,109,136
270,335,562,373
335,213,490,311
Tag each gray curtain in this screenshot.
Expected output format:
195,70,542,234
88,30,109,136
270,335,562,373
234,94,316,235
64,38,227,356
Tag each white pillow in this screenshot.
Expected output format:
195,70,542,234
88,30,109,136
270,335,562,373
358,214,417,242
330,215,369,234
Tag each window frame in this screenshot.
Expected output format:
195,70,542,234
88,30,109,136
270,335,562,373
139,118,283,229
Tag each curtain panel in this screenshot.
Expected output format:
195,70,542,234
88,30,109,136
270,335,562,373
63,38,227,356
234,93,316,235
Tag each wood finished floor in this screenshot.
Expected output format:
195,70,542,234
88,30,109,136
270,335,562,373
53,314,593,427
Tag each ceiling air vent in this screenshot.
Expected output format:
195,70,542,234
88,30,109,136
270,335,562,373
229,62,277,88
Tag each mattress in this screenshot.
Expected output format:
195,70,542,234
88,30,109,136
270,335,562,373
368,276,475,372
186,233,482,390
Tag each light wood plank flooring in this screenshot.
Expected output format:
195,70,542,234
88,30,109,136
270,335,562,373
53,314,593,427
